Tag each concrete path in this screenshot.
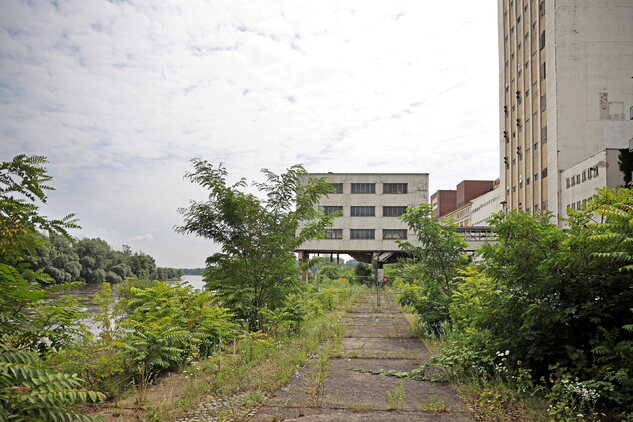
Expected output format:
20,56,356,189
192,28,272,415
251,292,474,421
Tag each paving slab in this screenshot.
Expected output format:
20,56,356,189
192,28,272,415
252,407,474,422
334,337,430,359
250,294,474,422
319,358,467,412
342,322,412,338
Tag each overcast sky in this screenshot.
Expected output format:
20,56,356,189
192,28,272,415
1,0,500,268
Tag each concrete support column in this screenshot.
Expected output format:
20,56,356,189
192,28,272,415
372,252,379,286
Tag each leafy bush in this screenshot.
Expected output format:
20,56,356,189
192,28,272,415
44,338,128,397
0,343,105,421
398,187,633,417
0,263,87,355
352,263,372,285
395,204,468,331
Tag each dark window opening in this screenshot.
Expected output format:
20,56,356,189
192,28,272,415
329,183,343,193
350,229,375,239
383,206,408,217
383,229,408,240
320,206,343,216
325,229,342,239
350,206,375,217
383,183,408,194
351,183,376,194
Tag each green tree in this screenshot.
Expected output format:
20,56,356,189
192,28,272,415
0,154,79,277
352,262,372,285
0,155,102,420
37,234,81,283
176,161,335,329
128,250,156,279
396,203,468,330
618,149,633,185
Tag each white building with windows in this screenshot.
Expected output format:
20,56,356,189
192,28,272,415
560,148,626,219
470,186,502,227
297,173,429,264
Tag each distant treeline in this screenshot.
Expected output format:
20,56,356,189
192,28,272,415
37,235,182,284
181,267,205,275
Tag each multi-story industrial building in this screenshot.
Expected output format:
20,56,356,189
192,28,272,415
498,0,633,217
431,180,497,223
296,173,429,266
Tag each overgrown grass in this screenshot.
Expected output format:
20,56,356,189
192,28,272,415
391,292,550,421
419,325,551,422
144,281,360,421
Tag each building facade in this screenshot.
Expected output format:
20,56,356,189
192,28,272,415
297,173,429,263
470,186,502,226
560,149,626,218
431,180,497,220
443,203,472,227
498,0,633,216
431,190,457,218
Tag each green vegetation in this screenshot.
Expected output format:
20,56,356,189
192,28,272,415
386,382,406,411
396,203,469,331
38,235,181,284
135,279,355,421
177,160,336,329
1,155,104,420
393,187,633,420
2,154,352,419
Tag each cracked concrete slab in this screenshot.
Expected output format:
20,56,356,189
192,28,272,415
252,407,474,421
334,337,430,359
250,294,474,422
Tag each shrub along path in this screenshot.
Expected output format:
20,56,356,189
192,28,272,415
251,292,474,421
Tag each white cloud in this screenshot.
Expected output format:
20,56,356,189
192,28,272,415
1,0,500,267
130,233,155,242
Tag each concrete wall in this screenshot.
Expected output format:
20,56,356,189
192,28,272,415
298,173,429,253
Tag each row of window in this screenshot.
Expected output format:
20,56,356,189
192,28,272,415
324,229,408,240
565,166,599,188
567,197,592,211
320,206,408,217
329,183,408,194
471,195,499,214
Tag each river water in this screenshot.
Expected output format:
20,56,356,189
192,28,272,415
57,275,205,334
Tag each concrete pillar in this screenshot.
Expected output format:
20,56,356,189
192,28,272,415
372,252,379,286
299,251,309,283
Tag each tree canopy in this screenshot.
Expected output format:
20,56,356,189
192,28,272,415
177,160,335,329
